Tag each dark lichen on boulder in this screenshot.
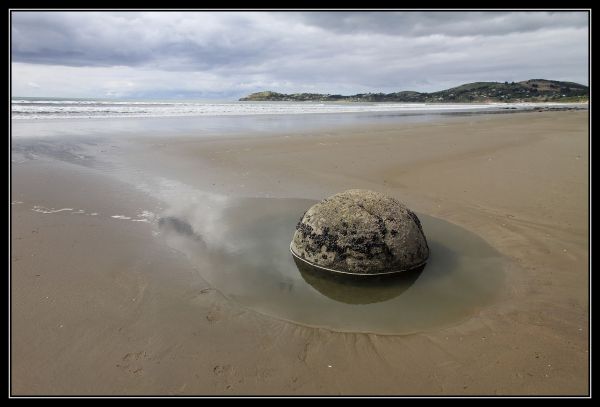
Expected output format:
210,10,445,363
290,189,429,275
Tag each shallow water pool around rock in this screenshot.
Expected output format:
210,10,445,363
157,197,506,335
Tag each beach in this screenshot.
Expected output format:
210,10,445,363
11,108,589,395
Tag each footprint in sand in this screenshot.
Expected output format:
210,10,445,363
212,364,237,390
213,364,231,376
206,311,220,323
206,306,222,323
117,351,151,375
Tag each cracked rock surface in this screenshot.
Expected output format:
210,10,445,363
291,189,429,274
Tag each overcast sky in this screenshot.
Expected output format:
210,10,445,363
11,11,589,99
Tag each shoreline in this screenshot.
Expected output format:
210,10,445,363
11,100,588,122
11,109,589,395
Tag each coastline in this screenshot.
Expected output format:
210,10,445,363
11,98,588,122
11,109,589,395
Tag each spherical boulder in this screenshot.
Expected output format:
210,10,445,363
290,189,429,275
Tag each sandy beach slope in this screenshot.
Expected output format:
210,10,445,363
11,110,588,395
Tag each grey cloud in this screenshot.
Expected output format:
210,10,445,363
12,12,154,66
10,11,589,98
11,12,283,69
13,11,588,69
296,11,588,37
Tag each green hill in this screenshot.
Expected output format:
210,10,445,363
239,79,589,103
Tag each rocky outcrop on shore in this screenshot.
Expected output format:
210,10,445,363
291,189,429,275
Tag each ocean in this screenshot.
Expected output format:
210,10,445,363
10,97,581,120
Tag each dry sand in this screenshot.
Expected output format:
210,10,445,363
11,110,589,395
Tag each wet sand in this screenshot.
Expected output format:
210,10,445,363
11,110,589,395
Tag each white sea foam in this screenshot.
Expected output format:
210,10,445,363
12,98,584,120
130,210,156,222
110,212,156,223
32,206,73,214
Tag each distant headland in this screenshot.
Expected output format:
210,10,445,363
240,79,588,103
